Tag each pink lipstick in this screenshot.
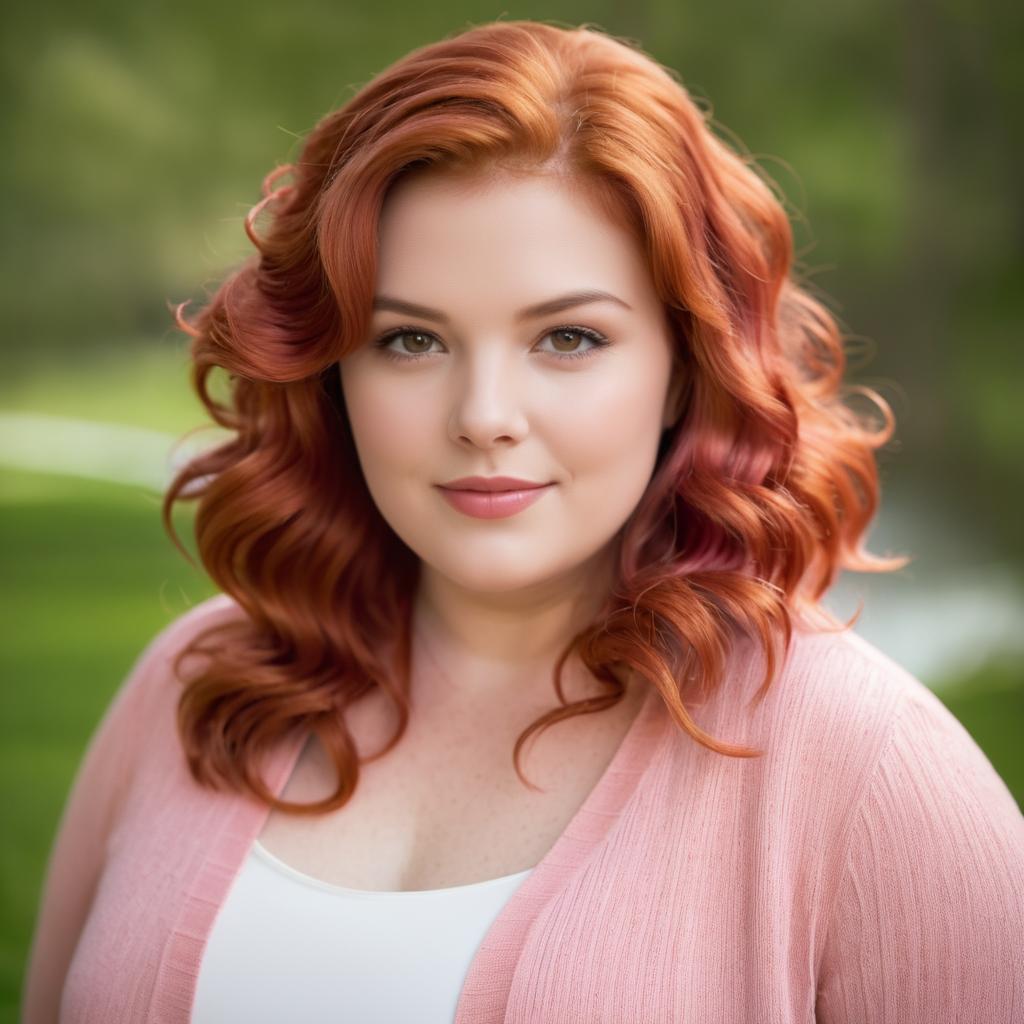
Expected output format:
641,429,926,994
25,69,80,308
435,483,554,520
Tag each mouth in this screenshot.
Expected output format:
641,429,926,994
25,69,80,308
434,482,555,520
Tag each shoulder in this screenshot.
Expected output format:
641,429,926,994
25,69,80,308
774,631,1024,953
781,623,1021,819
696,622,1020,852
120,592,246,700
778,621,928,715
803,632,1024,1018
707,623,935,780
811,625,1023,847
138,591,245,661
40,594,250,876
80,593,251,826
772,624,1010,792
722,624,1024,1017
95,593,248,769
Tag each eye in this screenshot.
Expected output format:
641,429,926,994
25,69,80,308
537,326,610,360
373,328,439,361
371,324,611,363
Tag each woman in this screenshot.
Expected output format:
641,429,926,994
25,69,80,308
23,18,1024,1023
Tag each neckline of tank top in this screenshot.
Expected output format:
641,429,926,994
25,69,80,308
251,839,537,898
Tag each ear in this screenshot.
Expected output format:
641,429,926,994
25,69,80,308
660,361,688,432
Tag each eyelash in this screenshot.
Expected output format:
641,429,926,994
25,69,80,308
370,324,611,364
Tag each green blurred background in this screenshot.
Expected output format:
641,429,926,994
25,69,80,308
2,1,1021,1016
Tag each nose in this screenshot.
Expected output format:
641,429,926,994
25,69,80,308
446,348,530,449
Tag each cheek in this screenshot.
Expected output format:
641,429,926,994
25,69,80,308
544,381,662,546
344,374,428,467
341,378,430,536
550,371,663,474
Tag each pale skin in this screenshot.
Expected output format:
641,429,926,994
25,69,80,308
257,165,687,891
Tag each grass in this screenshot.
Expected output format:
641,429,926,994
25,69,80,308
0,343,208,436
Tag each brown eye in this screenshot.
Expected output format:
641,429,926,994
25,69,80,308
549,329,586,352
538,326,610,361
373,329,439,359
393,331,434,354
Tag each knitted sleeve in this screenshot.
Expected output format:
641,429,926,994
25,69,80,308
20,600,223,1024
814,680,1024,1022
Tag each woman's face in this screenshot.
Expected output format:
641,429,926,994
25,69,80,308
338,167,683,599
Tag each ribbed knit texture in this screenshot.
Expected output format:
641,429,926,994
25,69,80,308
22,593,1024,1023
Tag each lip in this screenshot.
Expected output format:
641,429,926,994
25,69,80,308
439,475,550,491
435,482,555,520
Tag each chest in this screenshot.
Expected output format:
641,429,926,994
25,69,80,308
256,687,644,892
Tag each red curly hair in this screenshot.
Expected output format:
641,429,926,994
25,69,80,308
162,19,909,814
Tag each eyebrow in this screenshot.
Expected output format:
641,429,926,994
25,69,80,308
371,289,633,325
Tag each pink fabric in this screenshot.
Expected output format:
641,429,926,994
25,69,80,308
22,593,1024,1022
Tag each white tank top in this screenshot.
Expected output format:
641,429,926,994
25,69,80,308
191,839,535,1023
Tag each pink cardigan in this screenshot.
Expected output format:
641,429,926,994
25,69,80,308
22,593,1024,1022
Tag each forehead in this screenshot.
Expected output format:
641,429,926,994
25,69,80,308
374,168,654,307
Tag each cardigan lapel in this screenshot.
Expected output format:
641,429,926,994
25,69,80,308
148,726,310,1023
147,684,666,1023
453,683,667,1023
